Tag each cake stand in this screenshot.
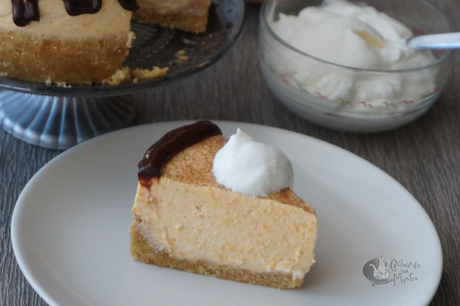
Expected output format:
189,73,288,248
0,0,245,150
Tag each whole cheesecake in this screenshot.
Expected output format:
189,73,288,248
0,0,137,84
130,121,318,289
0,0,212,84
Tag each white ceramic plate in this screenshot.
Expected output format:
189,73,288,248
11,121,442,306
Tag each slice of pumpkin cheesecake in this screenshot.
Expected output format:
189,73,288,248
130,121,317,290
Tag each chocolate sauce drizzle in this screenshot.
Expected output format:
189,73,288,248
138,121,222,186
117,0,140,12
63,0,102,16
12,0,39,27
11,0,139,27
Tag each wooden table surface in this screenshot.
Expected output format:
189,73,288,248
1,2,460,305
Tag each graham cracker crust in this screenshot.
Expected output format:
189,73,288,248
0,30,133,84
130,222,303,290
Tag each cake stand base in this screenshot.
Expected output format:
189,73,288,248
0,90,136,150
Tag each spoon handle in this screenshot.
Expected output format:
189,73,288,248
408,32,460,50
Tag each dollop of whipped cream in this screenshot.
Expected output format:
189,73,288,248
212,129,294,197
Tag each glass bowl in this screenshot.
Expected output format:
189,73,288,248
259,0,453,132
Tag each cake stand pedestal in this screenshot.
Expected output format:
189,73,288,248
0,0,245,150
0,91,136,149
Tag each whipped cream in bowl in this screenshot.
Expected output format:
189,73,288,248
259,0,453,132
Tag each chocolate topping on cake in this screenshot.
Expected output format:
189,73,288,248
11,0,140,27
138,120,222,186
12,0,40,27
63,0,102,16
117,0,140,11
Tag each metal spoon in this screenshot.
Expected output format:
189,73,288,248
355,30,460,50
407,32,460,50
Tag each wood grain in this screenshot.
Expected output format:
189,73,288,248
1,2,460,305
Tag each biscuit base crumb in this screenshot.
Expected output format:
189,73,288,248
102,66,169,85
102,67,133,85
